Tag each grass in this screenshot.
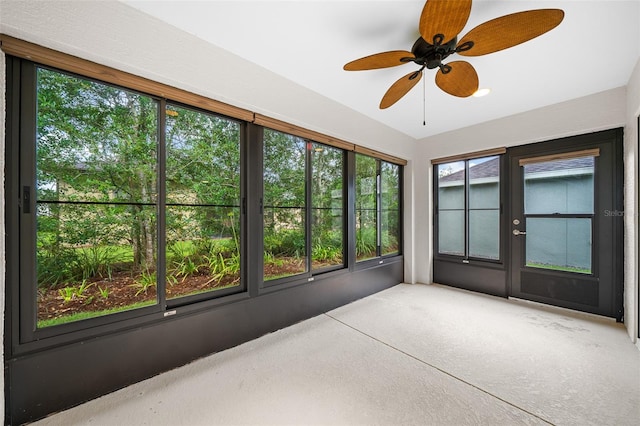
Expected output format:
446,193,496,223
526,262,591,274
37,300,156,328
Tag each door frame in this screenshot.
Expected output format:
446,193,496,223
506,129,624,320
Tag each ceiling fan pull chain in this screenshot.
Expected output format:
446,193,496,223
423,69,426,126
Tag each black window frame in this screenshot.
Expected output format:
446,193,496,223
260,128,348,289
10,60,248,345
354,153,403,269
4,53,404,354
434,155,503,264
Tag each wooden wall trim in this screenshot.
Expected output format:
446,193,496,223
254,114,355,152
354,145,408,166
518,148,600,166
0,34,255,122
431,147,506,164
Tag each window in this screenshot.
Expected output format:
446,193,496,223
23,66,243,332
311,143,345,270
165,104,242,298
263,130,308,280
435,155,501,261
355,154,401,261
8,51,401,345
523,155,595,274
263,129,345,282
380,161,401,256
33,68,160,328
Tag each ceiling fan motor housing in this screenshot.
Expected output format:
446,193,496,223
410,36,458,69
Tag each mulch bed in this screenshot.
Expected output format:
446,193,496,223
37,257,319,323
37,271,239,322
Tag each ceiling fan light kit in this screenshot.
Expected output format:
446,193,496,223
473,88,491,98
344,0,564,112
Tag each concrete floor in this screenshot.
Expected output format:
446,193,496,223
34,283,640,426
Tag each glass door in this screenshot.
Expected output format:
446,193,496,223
510,143,621,318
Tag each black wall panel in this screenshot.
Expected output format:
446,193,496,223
7,260,403,425
433,259,507,297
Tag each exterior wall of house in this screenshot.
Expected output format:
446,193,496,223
438,175,594,269
438,182,501,259
524,173,595,271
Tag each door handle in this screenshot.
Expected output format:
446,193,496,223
512,229,526,236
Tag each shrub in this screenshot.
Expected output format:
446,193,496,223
37,247,81,289
264,229,305,256
312,244,342,263
75,246,122,281
356,227,377,258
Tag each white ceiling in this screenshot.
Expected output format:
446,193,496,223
123,0,639,140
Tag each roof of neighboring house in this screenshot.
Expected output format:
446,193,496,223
439,157,499,182
439,156,594,183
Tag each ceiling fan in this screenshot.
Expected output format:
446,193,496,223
343,0,564,110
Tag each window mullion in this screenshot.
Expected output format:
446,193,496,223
465,160,470,260
157,99,167,310
305,141,313,275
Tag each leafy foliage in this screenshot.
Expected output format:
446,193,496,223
31,68,400,327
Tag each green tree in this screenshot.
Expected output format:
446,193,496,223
36,68,158,282
263,129,306,258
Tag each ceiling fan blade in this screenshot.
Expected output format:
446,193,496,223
419,0,472,45
344,50,414,71
435,61,478,98
380,71,423,109
458,9,564,57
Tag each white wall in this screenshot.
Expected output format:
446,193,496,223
413,86,628,300
625,57,640,345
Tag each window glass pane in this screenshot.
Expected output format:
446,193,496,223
469,210,500,260
469,156,499,209
526,218,592,274
438,161,465,209
468,156,500,260
437,161,465,257
263,130,307,280
311,143,344,270
165,105,241,298
524,157,594,214
35,68,158,328
438,210,465,256
356,154,378,261
381,162,400,256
